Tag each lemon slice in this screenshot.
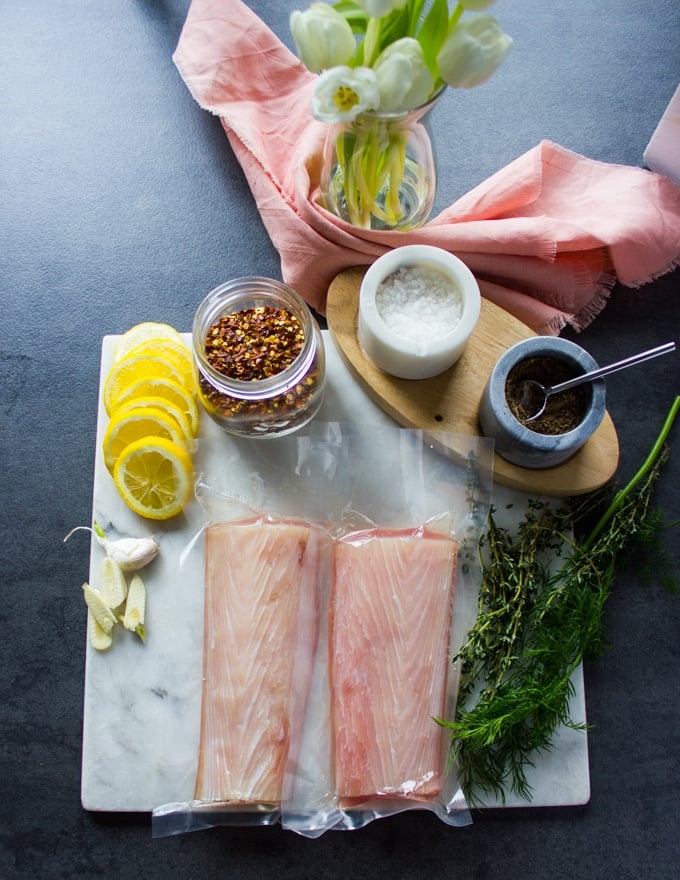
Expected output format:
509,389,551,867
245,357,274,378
113,322,184,363
103,405,189,472
103,354,186,415
112,376,200,436
122,339,194,387
113,436,193,520
113,396,195,447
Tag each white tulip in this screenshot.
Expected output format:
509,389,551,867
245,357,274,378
356,0,408,18
311,65,381,122
373,38,435,112
437,14,513,88
290,3,356,73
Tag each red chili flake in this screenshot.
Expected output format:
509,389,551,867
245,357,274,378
205,307,304,381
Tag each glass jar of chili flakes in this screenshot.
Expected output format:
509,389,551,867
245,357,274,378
192,277,326,437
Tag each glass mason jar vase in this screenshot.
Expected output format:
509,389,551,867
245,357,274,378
192,277,326,438
319,89,443,231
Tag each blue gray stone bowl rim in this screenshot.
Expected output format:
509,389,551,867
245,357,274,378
479,336,607,470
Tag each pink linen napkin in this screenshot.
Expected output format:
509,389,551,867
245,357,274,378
173,0,680,334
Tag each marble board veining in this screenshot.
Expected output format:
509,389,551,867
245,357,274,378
80,332,590,813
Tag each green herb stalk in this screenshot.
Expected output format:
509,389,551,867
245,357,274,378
440,395,680,804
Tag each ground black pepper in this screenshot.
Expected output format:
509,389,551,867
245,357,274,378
505,356,590,435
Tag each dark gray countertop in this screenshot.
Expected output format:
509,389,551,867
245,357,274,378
2,2,679,878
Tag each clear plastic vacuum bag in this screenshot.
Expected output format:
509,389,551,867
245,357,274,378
152,422,493,838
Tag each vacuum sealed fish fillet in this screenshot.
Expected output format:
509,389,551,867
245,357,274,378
152,422,493,837
194,517,327,809
330,527,458,804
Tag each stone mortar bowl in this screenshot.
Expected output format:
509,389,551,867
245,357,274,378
479,336,607,469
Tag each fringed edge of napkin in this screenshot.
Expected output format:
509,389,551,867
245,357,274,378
623,252,680,289
171,1,680,333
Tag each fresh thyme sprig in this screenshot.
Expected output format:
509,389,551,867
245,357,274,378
440,395,680,805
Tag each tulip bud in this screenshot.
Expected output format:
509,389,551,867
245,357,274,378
356,0,408,18
290,3,356,73
373,38,435,112
437,14,513,89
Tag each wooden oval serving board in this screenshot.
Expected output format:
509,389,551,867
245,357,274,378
326,267,619,496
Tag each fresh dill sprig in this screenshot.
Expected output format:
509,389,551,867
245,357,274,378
439,395,680,805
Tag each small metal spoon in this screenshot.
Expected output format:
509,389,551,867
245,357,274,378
519,341,676,422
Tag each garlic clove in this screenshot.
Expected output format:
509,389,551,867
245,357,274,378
64,523,160,571
82,583,117,634
99,556,128,609
122,573,146,641
87,609,113,651
102,535,159,571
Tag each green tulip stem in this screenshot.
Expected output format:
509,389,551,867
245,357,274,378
448,3,465,38
332,116,410,229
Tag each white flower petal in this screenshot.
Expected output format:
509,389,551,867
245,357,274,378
437,14,513,89
356,0,408,18
290,3,356,73
311,65,381,122
373,37,434,112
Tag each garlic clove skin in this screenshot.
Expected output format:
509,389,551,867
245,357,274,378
64,524,160,571
101,535,159,571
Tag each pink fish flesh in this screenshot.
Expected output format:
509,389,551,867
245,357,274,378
194,518,323,805
330,527,458,802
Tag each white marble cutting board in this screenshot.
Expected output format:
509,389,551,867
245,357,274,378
80,332,590,813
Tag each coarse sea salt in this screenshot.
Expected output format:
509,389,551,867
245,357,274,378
375,264,463,342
